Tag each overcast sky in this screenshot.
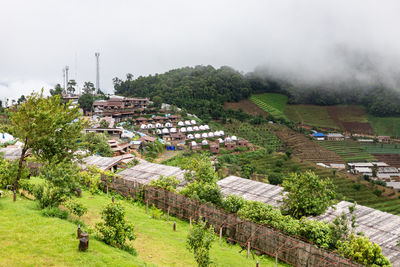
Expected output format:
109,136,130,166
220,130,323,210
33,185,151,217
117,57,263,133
1,0,400,101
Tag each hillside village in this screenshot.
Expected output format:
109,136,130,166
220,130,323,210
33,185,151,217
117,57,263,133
1,89,400,266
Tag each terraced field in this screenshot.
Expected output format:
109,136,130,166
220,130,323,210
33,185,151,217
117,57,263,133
317,140,376,162
223,121,282,151
368,115,400,138
372,154,400,168
250,94,289,121
284,105,339,129
272,126,344,164
362,143,400,154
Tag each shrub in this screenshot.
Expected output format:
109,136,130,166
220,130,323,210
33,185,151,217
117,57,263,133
373,180,387,187
222,194,245,213
373,189,382,197
352,184,361,191
180,182,222,206
95,202,136,247
149,175,180,192
268,173,283,185
186,221,215,267
32,183,68,209
64,199,88,218
336,234,391,266
41,206,69,219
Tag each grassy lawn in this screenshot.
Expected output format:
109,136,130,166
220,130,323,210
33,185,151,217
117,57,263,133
250,94,288,121
0,188,289,267
368,115,400,137
283,105,339,129
0,193,151,267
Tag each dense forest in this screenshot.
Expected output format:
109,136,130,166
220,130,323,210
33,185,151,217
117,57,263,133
113,65,400,119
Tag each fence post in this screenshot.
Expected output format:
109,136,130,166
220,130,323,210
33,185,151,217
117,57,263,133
13,190,16,202
190,217,192,228
219,227,223,246
247,241,250,259
173,221,176,231
146,200,148,214
167,206,170,221
275,253,278,267
256,260,259,267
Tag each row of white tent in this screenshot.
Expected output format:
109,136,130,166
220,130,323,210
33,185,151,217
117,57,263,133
187,132,230,139
191,136,237,146
180,125,210,132
140,122,173,129
177,120,197,126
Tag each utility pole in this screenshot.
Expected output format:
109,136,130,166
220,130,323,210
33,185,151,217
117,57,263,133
65,65,69,94
95,52,100,93
62,67,66,90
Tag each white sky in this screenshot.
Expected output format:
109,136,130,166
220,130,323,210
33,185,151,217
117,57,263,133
1,0,400,101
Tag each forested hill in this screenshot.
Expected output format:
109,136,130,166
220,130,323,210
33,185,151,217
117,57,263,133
113,66,252,119
113,65,400,119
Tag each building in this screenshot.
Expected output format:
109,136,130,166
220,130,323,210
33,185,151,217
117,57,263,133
312,133,326,140
326,133,345,141
225,142,236,150
378,136,391,144
81,155,124,172
237,139,249,147
210,143,220,153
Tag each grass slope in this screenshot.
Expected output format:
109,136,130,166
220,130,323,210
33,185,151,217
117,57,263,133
250,94,288,121
0,194,151,267
368,115,400,137
316,140,376,162
0,189,288,267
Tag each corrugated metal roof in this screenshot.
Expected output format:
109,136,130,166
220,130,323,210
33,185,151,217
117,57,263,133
0,147,28,160
217,176,284,207
82,155,122,171
118,161,187,186
216,175,400,265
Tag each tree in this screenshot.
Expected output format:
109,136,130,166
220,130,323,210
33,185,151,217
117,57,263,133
149,175,180,192
99,119,110,129
80,132,112,157
152,96,162,109
67,79,77,94
96,202,136,247
281,171,336,219
17,95,26,105
82,81,95,95
186,221,215,267
8,90,84,194
50,84,63,96
78,93,95,112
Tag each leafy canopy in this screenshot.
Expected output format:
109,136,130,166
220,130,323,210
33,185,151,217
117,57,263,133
186,221,215,267
281,171,336,219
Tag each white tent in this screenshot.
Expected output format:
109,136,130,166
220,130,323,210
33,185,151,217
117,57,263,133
204,125,210,130
162,128,169,134
193,126,199,131
185,120,191,126
214,131,220,137
147,124,154,129
231,136,237,141
187,134,194,139
218,138,224,143
201,140,208,145
194,133,201,139
199,125,205,131
191,141,198,146
219,130,225,136
155,123,163,128
156,129,162,135
187,127,193,132
202,133,208,138
208,132,214,138
180,127,187,133
170,128,177,133
178,121,184,126
140,124,147,129
225,137,232,143
190,120,197,125
0,133,14,144
165,122,173,128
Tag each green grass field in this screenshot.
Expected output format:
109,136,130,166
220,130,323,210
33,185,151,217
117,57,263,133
283,105,339,129
368,115,400,137
0,189,288,267
316,140,376,162
362,143,400,154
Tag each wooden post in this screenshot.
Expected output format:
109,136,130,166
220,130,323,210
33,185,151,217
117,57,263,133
146,200,148,214
247,241,250,259
173,221,176,231
256,260,259,267
275,253,278,267
77,225,82,239
13,190,16,202
219,227,223,246
79,233,89,251
106,185,109,196
189,217,192,228
112,196,114,203
167,207,170,221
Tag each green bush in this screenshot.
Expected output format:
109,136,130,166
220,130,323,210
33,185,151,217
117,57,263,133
373,189,382,197
64,199,88,218
95,202,136,247
268,173,283,185
149,175,180,192
222,194,245,213
32,183,68,209
186,221,215,267
41,206,69,219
